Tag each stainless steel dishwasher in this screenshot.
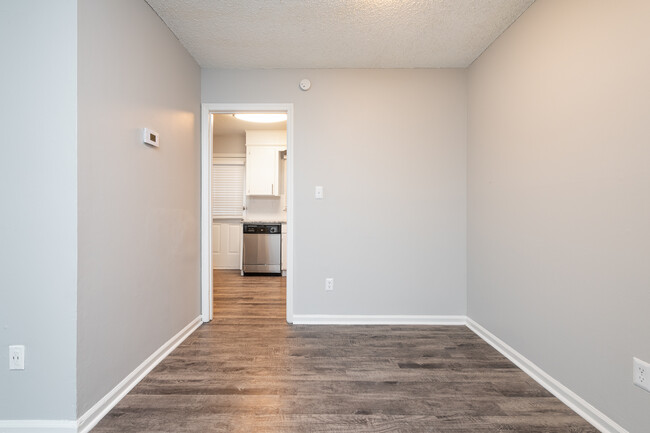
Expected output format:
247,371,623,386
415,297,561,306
242,224,281,274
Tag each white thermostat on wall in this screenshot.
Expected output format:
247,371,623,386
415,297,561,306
142,128,159,147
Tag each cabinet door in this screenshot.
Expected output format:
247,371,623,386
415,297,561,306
212,220,242,269
246,147,279,196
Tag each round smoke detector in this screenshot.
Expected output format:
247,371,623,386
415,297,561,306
299,79,311,91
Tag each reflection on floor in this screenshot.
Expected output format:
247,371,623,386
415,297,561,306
214,270,286,324
93,270,596,432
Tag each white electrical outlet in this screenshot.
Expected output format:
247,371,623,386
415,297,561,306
9,345,25,370
633,357,650,392
325,278,334,291
315,186,324,200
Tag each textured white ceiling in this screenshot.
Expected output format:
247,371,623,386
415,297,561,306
146,0,534,69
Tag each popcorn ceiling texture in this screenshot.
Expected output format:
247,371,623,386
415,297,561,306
145,0,535,68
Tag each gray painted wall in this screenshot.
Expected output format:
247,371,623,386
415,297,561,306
203,69,467,316
77,0,201,415
0,0,78,420
467,1,650,431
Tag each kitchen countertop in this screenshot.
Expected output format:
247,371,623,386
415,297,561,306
242,219,287,224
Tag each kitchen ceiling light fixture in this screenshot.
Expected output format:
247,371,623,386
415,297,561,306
233,113,287,123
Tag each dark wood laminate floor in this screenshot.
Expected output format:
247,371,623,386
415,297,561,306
93,270,597,432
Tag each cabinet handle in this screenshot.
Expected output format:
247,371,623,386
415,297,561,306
271,184,274,195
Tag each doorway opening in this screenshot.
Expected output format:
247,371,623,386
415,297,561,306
201,103,294,324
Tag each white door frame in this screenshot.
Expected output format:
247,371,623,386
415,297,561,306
201,103,294,323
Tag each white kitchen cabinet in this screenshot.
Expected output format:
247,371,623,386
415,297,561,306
246,146,280,196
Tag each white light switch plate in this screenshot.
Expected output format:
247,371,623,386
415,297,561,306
315,186,324,199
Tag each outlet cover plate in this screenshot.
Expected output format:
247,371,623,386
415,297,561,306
9,345,25,370
633,357,650,392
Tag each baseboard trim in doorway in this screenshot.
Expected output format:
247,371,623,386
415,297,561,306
76,315,202,433
0,420,77,433
292,314,466,325
466,318,628,433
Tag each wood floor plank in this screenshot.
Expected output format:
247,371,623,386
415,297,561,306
92,270,597,432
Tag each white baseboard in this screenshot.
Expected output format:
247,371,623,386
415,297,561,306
292,314,466,325
0,420,77,433
466,318,628,433
76,316,202,433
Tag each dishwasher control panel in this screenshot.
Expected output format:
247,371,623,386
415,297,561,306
244,224,281,234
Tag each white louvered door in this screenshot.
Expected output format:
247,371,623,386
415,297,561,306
212,158,244,269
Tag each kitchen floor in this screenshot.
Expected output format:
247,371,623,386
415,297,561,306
92,270,596,432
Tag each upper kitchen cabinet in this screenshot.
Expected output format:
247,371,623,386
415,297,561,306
245,130,286,196
246,146,280,196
